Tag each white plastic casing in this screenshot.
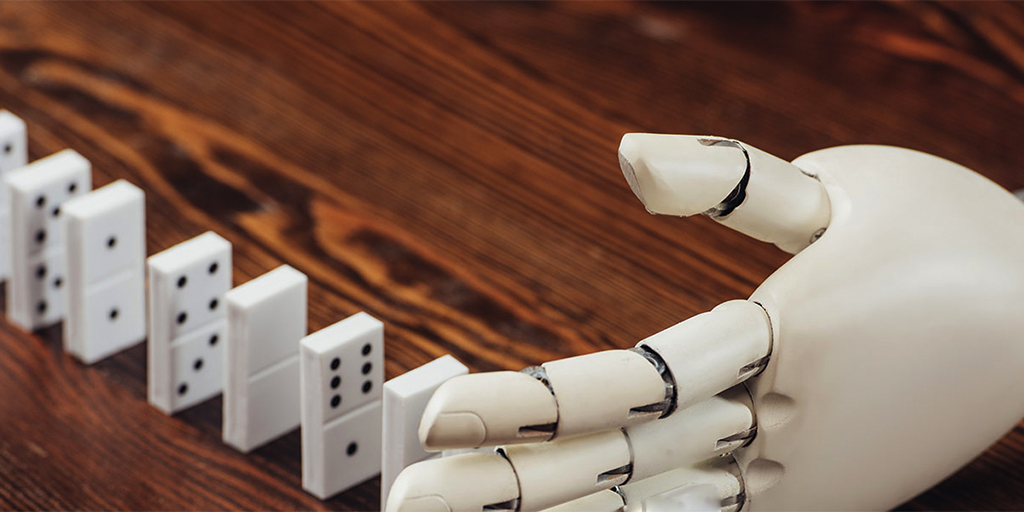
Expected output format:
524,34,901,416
618,134,830,253
392,142,1024,511
639,300,771,412
542,350,666,438
419,348,683,451
391,389,750,512
386,452,520,512
537,490,624,512
539,459,743,512
715,141,831,253
504,429,631,512
738,146,1024,510
618,134,746,217
620,462,743,512
638,484,720,512
420,371,558,450
417,301,770,453
504,388,750,511
627,387,753,482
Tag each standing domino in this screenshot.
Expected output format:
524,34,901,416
4,150,91,330
0,111,28,282
223,265,307,452
63,180,146,364
301,312,385,499
0,111,27,172
147,232,232,414
380,355,468,507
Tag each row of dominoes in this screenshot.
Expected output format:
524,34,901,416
0,110,471,506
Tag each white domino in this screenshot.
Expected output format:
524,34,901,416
63,180,146,364
0,111,28,174
301,311,385,499
4,149,91,331
147,232,232,414
0,110,28,282
380,355,468,507
223,264,307,452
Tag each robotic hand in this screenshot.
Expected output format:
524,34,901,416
385,134,1024,512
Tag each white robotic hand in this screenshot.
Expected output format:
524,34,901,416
386,134,1024,512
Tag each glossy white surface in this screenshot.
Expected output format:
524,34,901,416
64,180,146,364
147,232,232,414
381,355,468,508
223,264,307,452
0,110,28,282
300,311,384,499
740,145,1024,510
4,150,91,330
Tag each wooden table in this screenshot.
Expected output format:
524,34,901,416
1,2,1023,510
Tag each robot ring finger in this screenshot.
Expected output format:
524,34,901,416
386,133,1024,512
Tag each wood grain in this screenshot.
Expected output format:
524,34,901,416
0,2,1022,510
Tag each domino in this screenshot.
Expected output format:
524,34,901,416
4,149,91,331
0,110,28,282
300,311,385,499
63,180,146,364
0,111,27,174
223,264,307,452
380,355,468,508
147,232,232,414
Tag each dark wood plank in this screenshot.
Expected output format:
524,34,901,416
0,1,1022,510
